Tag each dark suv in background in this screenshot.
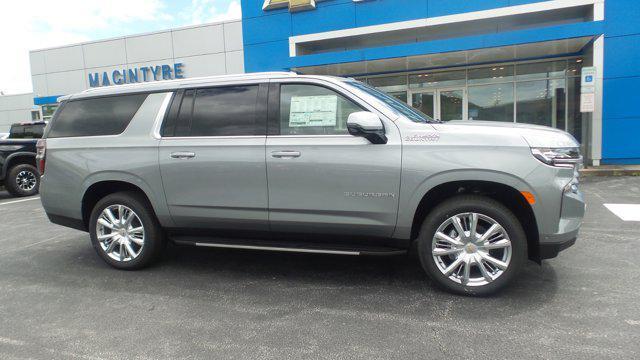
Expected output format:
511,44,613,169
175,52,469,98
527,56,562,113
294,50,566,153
0,121,46,197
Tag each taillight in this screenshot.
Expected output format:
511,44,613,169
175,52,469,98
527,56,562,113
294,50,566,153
36,139,46,174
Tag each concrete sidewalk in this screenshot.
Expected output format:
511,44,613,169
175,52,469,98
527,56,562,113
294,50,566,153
580,165,640,177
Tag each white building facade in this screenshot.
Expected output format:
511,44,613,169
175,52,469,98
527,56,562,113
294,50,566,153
0,19,245,132
0,93,40,131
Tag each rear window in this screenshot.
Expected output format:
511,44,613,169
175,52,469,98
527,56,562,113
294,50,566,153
9,123,45,139
48,94,147,138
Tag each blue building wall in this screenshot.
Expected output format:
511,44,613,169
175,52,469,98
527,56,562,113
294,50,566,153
601,1,640,164
241,0,640,164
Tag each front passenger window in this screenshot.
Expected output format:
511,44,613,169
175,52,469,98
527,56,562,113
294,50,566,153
279,84,363,135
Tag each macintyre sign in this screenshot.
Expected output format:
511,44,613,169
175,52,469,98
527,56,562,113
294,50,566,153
88,63,185,88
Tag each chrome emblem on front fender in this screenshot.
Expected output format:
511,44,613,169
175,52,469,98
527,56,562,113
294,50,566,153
345,192,396,199
404,133,440,142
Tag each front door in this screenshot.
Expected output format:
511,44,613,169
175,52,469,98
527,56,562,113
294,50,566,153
409,88,466,121
159,85,269,232
265,81,402,240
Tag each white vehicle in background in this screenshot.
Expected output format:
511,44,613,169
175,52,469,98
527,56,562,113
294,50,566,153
0,133,9,139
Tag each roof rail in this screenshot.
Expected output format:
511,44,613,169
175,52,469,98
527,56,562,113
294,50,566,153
80,72,298,94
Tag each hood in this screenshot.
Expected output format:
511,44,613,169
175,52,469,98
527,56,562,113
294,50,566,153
437,120,579,148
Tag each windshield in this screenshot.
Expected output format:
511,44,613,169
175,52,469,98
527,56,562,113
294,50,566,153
345,80,437,123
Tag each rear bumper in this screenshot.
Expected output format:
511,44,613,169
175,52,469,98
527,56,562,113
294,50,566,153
47,213,87,232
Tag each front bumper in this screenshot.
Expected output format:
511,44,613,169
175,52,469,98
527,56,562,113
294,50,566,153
538,184,585,259
539,230,578,259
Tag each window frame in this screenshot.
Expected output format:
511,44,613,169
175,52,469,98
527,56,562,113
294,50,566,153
160,83,268,138
267,81,371,137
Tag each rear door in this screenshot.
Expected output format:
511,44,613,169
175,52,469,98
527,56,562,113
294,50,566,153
266,79,402,239
159,83,269,232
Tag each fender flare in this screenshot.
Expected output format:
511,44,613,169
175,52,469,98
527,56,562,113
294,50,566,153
80,170,174,227
395,169,540,239
1,151,37,179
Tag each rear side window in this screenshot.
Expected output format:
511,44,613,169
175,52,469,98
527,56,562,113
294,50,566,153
189,86,259,137
48,94,147,138
9,124,45,139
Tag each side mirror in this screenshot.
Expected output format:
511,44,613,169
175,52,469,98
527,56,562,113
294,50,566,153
347,112,387,144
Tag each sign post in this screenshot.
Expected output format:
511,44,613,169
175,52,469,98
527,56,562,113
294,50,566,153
580,66,596,113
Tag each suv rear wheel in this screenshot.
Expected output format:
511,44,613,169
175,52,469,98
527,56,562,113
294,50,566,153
417,195,526,296
89,192,164,270
6,164,40,197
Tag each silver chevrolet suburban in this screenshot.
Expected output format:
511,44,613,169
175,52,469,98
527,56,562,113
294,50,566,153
38,72,585,295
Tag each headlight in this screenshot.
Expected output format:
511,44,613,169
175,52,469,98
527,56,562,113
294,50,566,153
531,147,582,168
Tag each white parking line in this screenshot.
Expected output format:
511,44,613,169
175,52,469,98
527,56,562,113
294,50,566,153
604,204,640,221
0,196,40,206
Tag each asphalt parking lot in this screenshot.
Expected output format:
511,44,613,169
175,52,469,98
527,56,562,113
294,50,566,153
0,177,639,359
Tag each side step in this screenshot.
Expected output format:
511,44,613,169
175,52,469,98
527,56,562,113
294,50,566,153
171,236,407,256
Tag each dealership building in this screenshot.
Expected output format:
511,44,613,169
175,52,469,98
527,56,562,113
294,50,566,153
0,0,638,165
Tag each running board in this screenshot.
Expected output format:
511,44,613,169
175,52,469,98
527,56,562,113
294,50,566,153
194,242,361,256
171,236,407,256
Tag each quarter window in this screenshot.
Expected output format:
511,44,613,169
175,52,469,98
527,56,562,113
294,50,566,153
279,84,363,135
48,94,147,138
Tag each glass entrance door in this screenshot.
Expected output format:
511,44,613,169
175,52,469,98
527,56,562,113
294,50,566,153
437,88,466,121
410,91,435,119
409,88,466,121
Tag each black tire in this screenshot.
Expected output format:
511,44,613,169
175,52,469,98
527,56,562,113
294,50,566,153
89,191,164,270
417,195,527,296
5,164,40,197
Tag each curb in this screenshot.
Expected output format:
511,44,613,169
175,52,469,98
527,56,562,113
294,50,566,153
579,166,640,177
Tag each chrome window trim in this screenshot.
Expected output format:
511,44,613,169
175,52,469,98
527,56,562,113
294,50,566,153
151,92,176,140
159,135,267,140
267,134,354,139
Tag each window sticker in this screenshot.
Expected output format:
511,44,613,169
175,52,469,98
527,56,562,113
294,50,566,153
289,95,338,127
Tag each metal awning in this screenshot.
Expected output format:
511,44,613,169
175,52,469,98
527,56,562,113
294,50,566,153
293,36,594,77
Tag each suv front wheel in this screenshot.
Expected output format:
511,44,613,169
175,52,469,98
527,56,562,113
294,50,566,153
89,192,164,270
417,195,527,296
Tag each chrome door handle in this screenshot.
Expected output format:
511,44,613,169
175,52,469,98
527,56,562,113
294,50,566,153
170,151,196,159
271,150,301,159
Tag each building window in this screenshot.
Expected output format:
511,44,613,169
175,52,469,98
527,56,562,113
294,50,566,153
567,76,585,146
516,79,566,128
468,65,514,85
409,70,466,89
361,58,583,141
515,60,567,81
30,110,41,121
41,105,58,120
468,83,514,122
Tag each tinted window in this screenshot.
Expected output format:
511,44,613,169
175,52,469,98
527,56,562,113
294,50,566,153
9,124,45,139
174,90,195,137
48,94,147,138
279,84,363,135
189,86,259,136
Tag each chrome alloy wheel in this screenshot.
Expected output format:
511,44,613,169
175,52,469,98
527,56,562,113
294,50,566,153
432,212,512,287
16,170,37,191
96,205,145,262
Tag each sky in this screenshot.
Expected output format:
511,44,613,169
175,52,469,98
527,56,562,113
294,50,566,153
0,0,241,95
